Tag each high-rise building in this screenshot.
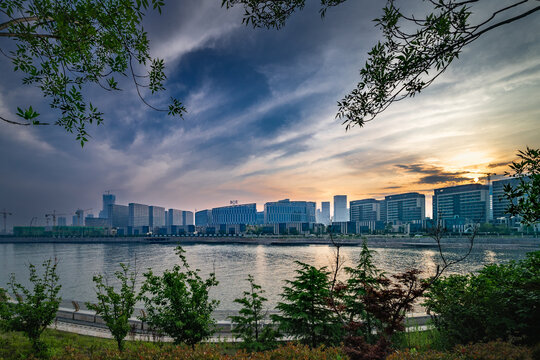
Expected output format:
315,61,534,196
350,199,381,222
195,209,212,226
333,195,348,222
321,201,331,225
108,204,129,227
57,217,67,226
385,193,425,223
149,206,165,230
264,199,316,223
183,211,194,225
99,193,116,218
212,203,257,225
128,203,149,227
73,209,85,226
168,209,194,226
433,184,489,223
492,177,528,219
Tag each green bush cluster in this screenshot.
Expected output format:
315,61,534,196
19,342,346,360
423,251,540,346
386,341,534,360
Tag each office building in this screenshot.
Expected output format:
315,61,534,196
128,203,149,227
333,195,349,222
385,193,425,223
433,184,489,223
168,209,194,227
149,206,165,230
350,199,381,222
108,204,129,227
57,217,67,226
211,203,257,225
492,177,528,219
264,199,316,223
321,202,331,225
99,193,116,218
195,209,212,226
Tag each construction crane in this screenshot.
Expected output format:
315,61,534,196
45,210,66,227
29,217,37,226
1,209,13,234
74,208,92,226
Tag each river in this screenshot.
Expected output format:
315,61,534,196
0,242,537,311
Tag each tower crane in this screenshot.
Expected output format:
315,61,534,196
45,210,66,227
1,209,13,234
74,208,92,226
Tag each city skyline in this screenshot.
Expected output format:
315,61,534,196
1,1,539,229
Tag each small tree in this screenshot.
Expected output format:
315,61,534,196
504,147,540,226
139,246,219,347
86,263,137,352
229,275,276,351
271,261,343,348
0,258,61,353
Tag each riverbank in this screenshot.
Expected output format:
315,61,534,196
0,235,538,248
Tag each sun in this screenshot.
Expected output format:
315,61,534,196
474,177,479,183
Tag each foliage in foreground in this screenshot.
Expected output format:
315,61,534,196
503,147,540,226
0,258,61,353
423,250,540,346
271,261,343,348
86,263,137,352
140,246,219,347
0,0,185,145
229,275,277,351
386,340,534,360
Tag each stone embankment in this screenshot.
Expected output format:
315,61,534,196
1,235,538,248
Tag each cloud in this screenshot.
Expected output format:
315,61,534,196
395,164,471,185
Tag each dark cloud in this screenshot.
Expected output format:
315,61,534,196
396,164,471,185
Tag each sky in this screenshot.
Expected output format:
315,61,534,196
1,0,539,228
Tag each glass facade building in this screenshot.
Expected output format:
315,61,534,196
128,203,149,227
433,184,489,223
264,199,316,223
385,193,425,223
211,203,257,225
108,204,129,227
195,209,212,226
99,194,116,219
333,195,348,222
492,177,528,219
149,206,165,229
349,199,381,222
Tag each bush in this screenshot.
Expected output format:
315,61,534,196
229,275,277,351
423,251,540,345
386,341,534,360
0,258,61,353
86,263,137,352
140,246,219,347
271,261,343,348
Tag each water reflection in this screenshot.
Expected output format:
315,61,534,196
0,243,536,310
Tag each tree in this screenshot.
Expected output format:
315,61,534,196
503,147,540,226
0,0,185,146
139,246,219,348
229,275,276,351
0,258,61,353
222,0,540,129
86,263,137,352
271,261,343,348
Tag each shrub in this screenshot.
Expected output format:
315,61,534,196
271,261,343,348
455,341,533,360
86,263,137,352
423,251,540,345
0,258,61,353
229,275,276,351
139,246,219,347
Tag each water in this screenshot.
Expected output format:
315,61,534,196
0,243,536,310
